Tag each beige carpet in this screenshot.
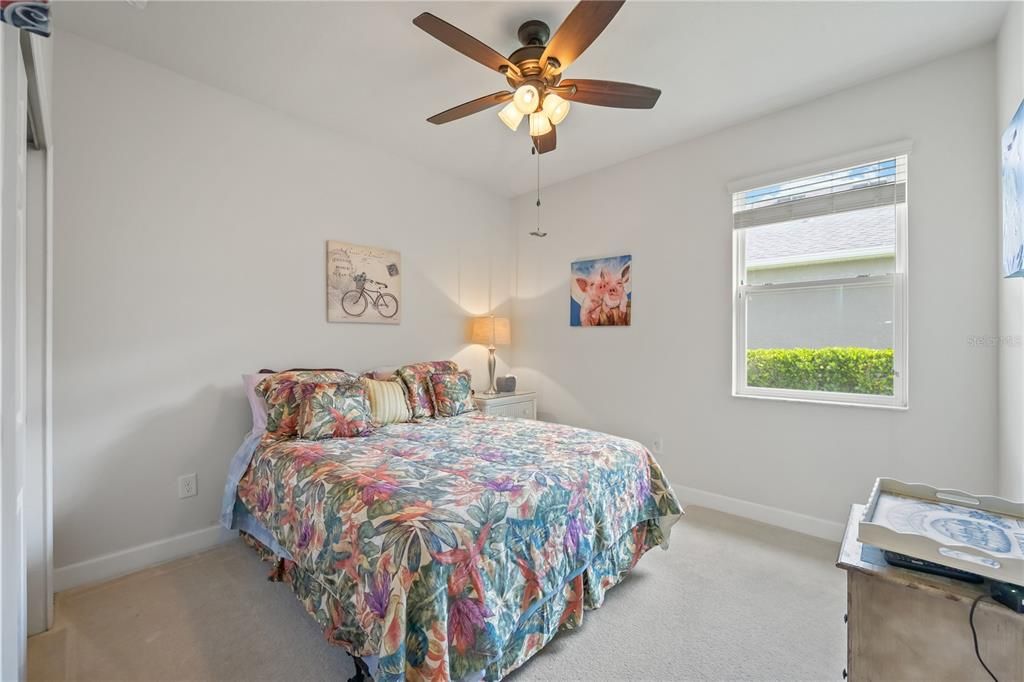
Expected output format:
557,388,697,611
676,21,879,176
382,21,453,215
28,507,847,681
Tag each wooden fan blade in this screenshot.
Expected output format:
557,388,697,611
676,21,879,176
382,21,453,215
532,126,556,154
560,79,661,109
427,91,513,125
539,1,624,75
413,13,519,76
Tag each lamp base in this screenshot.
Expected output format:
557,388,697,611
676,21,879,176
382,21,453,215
486,346,498,394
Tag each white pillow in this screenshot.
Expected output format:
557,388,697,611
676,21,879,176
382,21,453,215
242,373,270,433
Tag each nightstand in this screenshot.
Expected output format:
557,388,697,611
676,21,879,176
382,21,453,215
473,391,537,419
837,504,1024,681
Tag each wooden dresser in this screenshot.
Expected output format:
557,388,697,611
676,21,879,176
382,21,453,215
472,391,536,419
837,504,1024,681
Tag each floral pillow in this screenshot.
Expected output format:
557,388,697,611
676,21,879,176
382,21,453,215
296,382,373,439
256,370,355,439
427,370,475,418
396,361,459,419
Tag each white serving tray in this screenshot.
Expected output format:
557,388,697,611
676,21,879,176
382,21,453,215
859,478,1024,585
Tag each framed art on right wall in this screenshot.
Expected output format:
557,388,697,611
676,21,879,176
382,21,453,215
1003,99,1024,278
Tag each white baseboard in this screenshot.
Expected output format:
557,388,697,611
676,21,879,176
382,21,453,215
52,490,842,593
54,524,235,593
676,485,845,542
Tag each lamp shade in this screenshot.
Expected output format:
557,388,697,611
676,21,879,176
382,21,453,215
468,316,511,346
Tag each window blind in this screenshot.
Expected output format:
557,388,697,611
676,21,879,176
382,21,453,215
733,155,907,230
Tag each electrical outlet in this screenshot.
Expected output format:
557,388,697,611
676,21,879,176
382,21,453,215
652,436,664,454
178,473,198,499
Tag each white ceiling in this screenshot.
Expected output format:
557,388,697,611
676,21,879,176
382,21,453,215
56,1,1007,197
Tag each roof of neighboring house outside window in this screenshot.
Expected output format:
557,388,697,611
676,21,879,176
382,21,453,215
745,205,896,268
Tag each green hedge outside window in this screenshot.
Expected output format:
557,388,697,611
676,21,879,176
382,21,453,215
746,347,894,395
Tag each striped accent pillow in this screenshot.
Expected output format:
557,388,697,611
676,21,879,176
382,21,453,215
362,377,413,425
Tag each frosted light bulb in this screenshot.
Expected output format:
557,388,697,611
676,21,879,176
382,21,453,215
513,84,540,115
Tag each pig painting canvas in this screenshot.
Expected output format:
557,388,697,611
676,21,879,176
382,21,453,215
1003,100,1024,278
571,255,632,327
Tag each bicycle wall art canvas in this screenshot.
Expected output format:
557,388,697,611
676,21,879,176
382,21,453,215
326,240,401,324
570,254,632,327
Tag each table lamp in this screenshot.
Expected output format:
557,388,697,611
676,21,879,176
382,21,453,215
468,316,511,395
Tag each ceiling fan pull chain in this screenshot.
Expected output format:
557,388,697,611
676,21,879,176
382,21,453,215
531,146,547,237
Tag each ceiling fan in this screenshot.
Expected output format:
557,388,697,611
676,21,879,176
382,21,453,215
413,0,661,154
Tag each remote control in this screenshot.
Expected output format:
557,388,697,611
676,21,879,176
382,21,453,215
882,550,984,583
990,581,1024,613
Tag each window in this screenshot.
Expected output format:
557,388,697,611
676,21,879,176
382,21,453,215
732,148,908,408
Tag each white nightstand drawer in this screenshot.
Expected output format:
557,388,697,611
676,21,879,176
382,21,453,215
485,400,535,419
473,392,537,420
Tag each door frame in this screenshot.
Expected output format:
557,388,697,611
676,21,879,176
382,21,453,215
20,28,52,636
0,21,30,681
0,23,52,679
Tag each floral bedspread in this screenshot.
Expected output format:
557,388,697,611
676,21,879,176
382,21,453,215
236,413,682,681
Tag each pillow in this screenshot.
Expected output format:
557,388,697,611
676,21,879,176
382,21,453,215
396,361,459,419
362,377,413,425
427,370,475,418
258,368,346,373
363,365,402,380
256,370,355,439
297,382,373,439
243,374,270,433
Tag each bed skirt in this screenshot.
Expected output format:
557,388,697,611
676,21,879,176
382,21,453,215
241,517,665,681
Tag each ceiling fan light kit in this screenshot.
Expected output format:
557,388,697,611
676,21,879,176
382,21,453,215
413,0,661,154
529,111,552,137
513,84,540,115
498,102,525,131
542,93,571,126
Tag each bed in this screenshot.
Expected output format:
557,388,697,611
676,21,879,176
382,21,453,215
221,411,682,681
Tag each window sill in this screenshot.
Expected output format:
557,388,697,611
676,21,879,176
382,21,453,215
732,390,908,411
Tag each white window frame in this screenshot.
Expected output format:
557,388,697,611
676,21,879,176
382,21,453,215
730,143,910,409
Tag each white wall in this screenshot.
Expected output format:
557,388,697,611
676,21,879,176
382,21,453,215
51,27,1008,583
512,46,999,536
998,3,1024,502
51,32,514,577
